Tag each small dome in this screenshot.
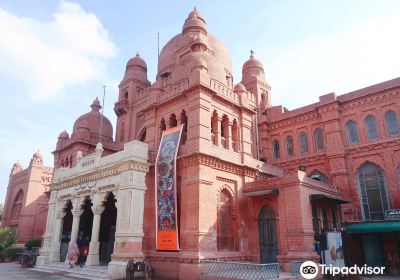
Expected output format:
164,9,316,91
182,7,207,35
72,98,113,141
242,53,264,74
126,52,147,71
234,83,246,92
33,150,42,159
58,130,69,139
13,160,22,168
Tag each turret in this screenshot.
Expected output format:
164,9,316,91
241,52,271,110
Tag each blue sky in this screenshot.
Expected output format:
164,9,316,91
1,0,400,203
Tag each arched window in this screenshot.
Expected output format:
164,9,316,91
299,132,309,154
169,114,177,128
385,111,400,136
217,189,235,251
160,118,166,140
285,136,294,157
272,139,280,159
314,128,325,151
180,110,188,144
211,111,218,145
11,190,24,220
138,128,146,142
221,115,229,149
346,120,359,144
357,163,390,221
310,170,328,183
232,119,239,152
365,115,379,140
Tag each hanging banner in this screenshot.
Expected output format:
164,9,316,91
155,125,183,251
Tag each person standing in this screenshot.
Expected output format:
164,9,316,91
66,241,80,268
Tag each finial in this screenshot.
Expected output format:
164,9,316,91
194,6,197,11
90,97,102,112
136,51,140,57
250,50,255,59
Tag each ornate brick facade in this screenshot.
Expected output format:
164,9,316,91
2,152,53,244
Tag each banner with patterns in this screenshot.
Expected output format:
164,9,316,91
155,125,182,250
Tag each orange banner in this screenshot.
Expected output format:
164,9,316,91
155,125,183,251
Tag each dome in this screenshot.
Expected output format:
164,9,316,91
157,8,232,85
58,130,69,139
242,53,265,74
126,52,147,71
182,7,207,35
33,150,42,159
72,98,113,141
234,83,246,92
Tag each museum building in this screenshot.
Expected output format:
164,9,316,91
35,8,400,279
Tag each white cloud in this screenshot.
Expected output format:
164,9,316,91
265,13,400,109
0,1,117,100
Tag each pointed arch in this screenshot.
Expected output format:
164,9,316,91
385,111,400,136
356,163,390,221
272,139,280,159
346,120,359,144
11,190,24,220
299,132,309,154
285,135,294,157
365,115,379,140
314,128,325,151
217,188,235,251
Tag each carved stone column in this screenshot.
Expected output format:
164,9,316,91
49,209,66,262
86,205,104,266
70,209,83,242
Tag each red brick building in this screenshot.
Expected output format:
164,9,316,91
2,152,53,244
42,8,400,279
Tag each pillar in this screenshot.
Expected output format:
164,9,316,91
86,205,104,266
49,209,65,262
71,209,83,242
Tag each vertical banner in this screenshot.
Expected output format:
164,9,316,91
155,125,183,251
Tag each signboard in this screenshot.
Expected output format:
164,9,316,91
322,232,345,268
155,125,183,251
385,209,400,220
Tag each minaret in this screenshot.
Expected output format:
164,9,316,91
241,51,271,110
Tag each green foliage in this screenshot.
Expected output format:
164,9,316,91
25,239,41,249
3,247,24,261
0,227,16,252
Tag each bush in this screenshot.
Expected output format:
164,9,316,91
0,227,16,252
3,247,23,261
25,239,41,249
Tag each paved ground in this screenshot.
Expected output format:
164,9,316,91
0,262,78,280
0,262,398,279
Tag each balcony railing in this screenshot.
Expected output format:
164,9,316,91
211,133,217,145
221,137,228,149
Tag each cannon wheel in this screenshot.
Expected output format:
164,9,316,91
144,258,154,280
126,260,135,280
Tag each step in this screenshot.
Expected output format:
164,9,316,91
31,264,112,280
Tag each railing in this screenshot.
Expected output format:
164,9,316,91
291,261,303,276
211,133,217,145
200,260,280,280
221,137,228,149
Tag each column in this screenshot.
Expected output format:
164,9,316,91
86,205,104,266
49,209,65,261
70,209,83,242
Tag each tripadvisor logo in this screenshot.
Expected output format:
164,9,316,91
299,261,385,279
300,261,318,279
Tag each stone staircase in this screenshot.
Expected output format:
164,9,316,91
31,262,112,280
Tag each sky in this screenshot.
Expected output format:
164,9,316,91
0,0,400,203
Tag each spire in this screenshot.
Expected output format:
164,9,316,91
90,97,102,112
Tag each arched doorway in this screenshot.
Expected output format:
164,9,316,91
78,197,94,245
258,205,278,263
60,200,72,262
99,193,117,265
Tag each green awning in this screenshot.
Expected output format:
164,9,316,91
345,222,400,233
